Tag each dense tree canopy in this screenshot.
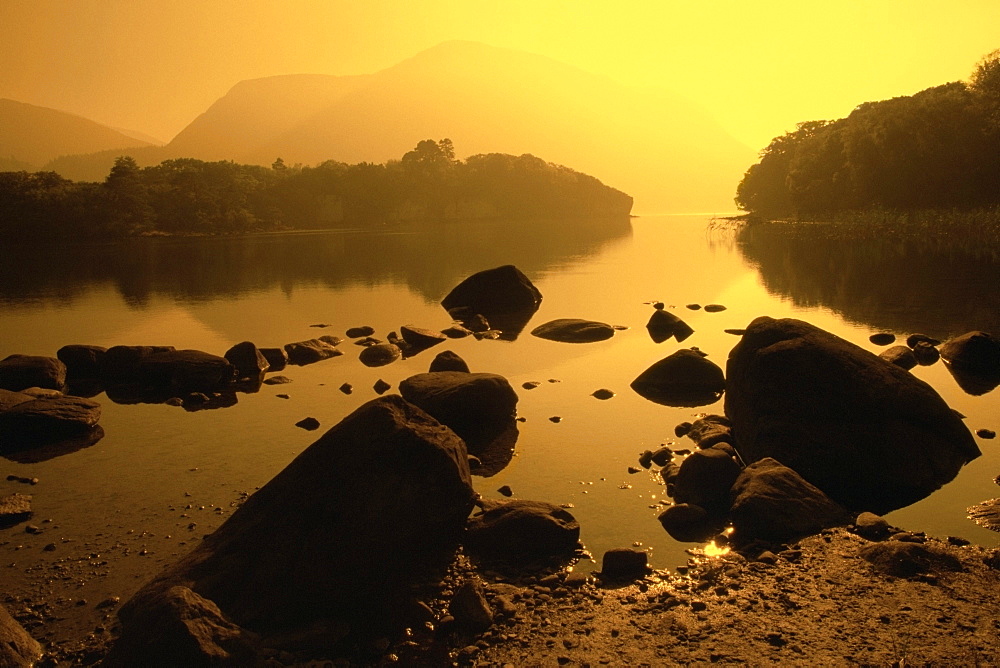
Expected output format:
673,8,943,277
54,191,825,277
0,141,632,241
736,52,1000,217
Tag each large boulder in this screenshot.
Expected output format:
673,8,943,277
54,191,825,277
729,458,851,543
464,499,580,566
399,372,518,454
116,395,474,638
530,319,615,343
630,349,725,407
138,350,235,393
0,603,42,668
57,344,107,379
104,586,261,668
0,355,66,391
441,265,542,340
725,317,980,513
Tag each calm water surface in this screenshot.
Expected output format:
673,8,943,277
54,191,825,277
1,215,998,574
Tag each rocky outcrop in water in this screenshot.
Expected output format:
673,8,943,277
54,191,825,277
645,307,693,344
530,319,615,343
0,355,67,392
725,317,980,513
940,330,1000,395
110,395,475,664
464,499,580,567
441,265,542,340
630,349,725,407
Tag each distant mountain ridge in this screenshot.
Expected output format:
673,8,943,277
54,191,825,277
39,41,754,212
0,98,155,171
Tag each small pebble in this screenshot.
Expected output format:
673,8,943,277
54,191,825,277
549,416,562,423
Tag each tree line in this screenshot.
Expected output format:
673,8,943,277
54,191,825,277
0,139,633,242
736,51,1000,217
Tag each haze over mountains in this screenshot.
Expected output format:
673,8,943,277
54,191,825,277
17,41,754,213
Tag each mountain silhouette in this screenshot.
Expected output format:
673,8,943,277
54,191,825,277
0,98,155,171
42,41,753,212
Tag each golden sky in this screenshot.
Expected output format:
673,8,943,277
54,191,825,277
1,0,997,150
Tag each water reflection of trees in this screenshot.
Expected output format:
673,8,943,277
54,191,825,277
0,217,632,308
736,223,1000,338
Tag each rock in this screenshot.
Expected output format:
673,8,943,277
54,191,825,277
0,395,101,444
224,342,269,380
465,499,579,566
601,548,648,579
284,338,342,366
429,350,471,373
729,458,851,544
359,343,402,367
869,332,895,345
497,485,513,497
441,325,473,339
650,447,673,466
911,341,940,366
674,421,692,438
0,493,32,526
57,344,107,379
441,265,542,339
258,348,288,372
685,415,732,448
977,428,996,439
854,512,892,541
907,333,940,348
116,396,474,636
345,326,376,338
0,603,43,668
591,388,615,400
0,355,66,391
262,375,292,385
645,309,694,344
703,304,727,312
657,503,716,542
686,303,701,310
859,541,963,578
530,319,615,343
630,349,726,407
968,498,1000,531
940,331,1000,394
448,580,494,634
672,448,741,512
400,325,447,351
339,383,353,395
139,350,235,392
0,388,34,412
373,379,392,395
725,317,980,513
399,372,518,454
104,585,261,668
294,417,320,431
100,345,176,383
879,346,917,370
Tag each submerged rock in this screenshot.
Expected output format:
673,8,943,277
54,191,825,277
0,394,101,445
400,325,447,351
530,319,615,343
359,343,402,367
0,355,66,392
465,499,580,566
630,349,725,407
725,317,980,513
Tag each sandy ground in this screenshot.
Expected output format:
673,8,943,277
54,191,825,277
5,519,1000,666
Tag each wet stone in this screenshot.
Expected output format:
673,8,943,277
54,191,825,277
294,417,320,431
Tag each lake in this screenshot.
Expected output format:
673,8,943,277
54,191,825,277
1,214,998,584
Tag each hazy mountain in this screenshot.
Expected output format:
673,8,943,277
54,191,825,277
0,98,156,171
43,41,754,212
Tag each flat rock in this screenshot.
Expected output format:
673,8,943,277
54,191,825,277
400,325,447,350
0,395,101,443
284,339,342,366
530,319,615,343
